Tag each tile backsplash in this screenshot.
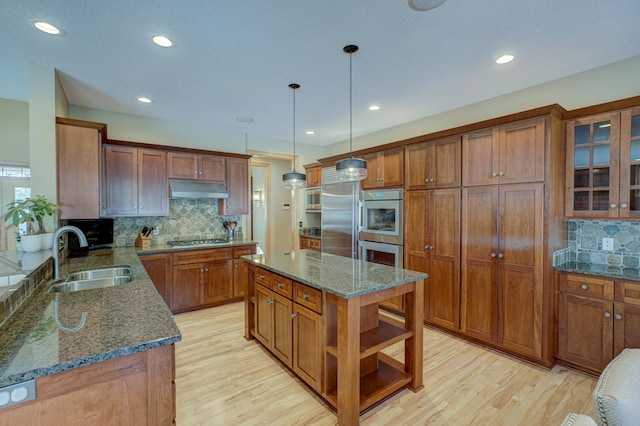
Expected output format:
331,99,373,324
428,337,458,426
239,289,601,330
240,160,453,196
567,219,640,267
113,199,241,246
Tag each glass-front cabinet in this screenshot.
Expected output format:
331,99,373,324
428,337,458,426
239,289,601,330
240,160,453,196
566,106,640,218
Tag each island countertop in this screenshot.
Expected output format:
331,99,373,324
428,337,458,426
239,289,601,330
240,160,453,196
242,249,428,299
0,247,181,388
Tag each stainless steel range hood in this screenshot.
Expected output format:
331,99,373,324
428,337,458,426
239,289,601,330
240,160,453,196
169,180,229,199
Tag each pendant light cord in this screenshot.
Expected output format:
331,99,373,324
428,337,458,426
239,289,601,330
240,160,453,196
293,85,296,169
349,48,353,159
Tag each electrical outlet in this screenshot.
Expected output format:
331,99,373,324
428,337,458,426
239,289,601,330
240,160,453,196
602,237,614,251
151,226,159,235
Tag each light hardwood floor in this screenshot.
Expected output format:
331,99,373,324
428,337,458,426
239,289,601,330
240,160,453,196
174,303,596,425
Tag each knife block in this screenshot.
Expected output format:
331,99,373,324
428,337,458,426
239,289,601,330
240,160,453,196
135,233,151,248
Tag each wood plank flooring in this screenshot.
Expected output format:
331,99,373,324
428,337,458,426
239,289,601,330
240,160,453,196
174,303,596,425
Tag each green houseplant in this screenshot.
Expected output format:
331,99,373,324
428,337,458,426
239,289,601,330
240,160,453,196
28,195,61,235
4,195,61,252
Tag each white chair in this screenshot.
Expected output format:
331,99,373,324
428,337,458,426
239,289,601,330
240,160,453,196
592,348,640,426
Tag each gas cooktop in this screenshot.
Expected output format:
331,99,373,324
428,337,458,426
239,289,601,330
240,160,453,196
166,238,229,248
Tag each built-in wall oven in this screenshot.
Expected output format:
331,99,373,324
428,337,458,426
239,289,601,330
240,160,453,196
359,188,404,268
360,240,403,269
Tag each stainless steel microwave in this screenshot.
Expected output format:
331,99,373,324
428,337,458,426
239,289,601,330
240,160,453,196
306,188,321,211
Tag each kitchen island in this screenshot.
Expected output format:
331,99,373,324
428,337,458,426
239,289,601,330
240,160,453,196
242,249,428,426
0,247,181,424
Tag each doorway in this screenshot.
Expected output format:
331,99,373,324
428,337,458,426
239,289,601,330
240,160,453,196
251,162,269,254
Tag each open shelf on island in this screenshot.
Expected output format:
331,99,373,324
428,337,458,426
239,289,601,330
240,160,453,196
326,315,413,359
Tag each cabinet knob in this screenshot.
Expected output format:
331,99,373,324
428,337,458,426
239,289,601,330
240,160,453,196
429,178,435,182
424,179,429,183
424,245,429,250
580,284,588,290
497,253,504,259
200,268,204,272
259,275,265,279
492,172,498,177
205,268,209,272
291,313,297,319
302,294,309,300
491,253,497,258
610,203,617,209
604,312,611,318
621,203,629,209
277,283,284,289
429,245,434,250
266,298,273,305
499,172,505,176
614,314,622,320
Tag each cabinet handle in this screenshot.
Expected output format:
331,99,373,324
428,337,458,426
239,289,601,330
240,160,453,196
497,253,504,259
492,172,498,177
621,203,628,209
205,268,209,272
235,264,238,268
302,294,309,300
429,245,434,250
491,253,497,258
610,203,617,209
291,313,297,319
266,298,273,305
429,178,435,182
604,312,611,318
614,314,622,320
580,284,588,290
424,245,429,250
259,275,266,279
277,283,284,289
200,268,204,272
499,172,505,176
424,179,429,183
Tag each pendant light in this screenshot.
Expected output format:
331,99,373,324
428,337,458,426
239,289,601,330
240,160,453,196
282,83,306,189
335,45,367,182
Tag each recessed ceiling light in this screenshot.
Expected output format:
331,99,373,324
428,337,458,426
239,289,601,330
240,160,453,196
306,131,315,135
408,0,447,11
496,54,515,65
33,21,62,35
137,97,152,103
236,116,254,123
152,35,173,48
369,105,381,111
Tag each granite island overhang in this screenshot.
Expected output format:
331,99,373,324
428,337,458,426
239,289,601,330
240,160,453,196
241,249,428,426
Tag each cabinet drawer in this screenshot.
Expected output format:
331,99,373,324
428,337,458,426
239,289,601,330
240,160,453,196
308,238,321,250
272,275,292,299
560,274,614,300
616,281,640,305
233,245,256,258
294,282,322,314
172,248,232,265
255,267,271,288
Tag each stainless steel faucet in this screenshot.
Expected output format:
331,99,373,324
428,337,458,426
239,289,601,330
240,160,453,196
52,225,89,279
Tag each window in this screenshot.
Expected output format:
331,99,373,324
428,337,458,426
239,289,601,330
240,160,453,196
0,163,31,178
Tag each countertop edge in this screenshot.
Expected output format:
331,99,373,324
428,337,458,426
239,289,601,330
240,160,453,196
554,262,640,281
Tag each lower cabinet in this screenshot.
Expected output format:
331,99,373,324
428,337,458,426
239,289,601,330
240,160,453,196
300,236,321,252
557,273,640,374
139,253,172,307
292,303,322,392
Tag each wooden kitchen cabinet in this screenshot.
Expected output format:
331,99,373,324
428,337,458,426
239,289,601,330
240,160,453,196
404,135,461,190
304,163,322,187
220,157,249,215
362,147,404,189
255,283,294,368
404,188,460,329
292,303,322,392
557,273,640,374
103,146,168,216
233,245,257,299
56,118,106,219
139,252,172,308
461,183,544,360
565,106,640,218
300,236,321,252
462,117,545,186
167,152,226,183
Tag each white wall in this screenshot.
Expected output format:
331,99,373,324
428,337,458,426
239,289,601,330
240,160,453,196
0,99,29,164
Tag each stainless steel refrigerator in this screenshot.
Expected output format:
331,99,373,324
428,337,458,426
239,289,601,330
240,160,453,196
321,181,361,259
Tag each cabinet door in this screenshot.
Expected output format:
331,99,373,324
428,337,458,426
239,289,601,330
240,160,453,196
233,259,248,299
403,191,430,318
428,188,461,331
137,149,168,216
432,136,462,188
300,237,309,249
613,302,640,357
565,112,621,217
618,106,640,218
558,293,613,372
172,263,203,311
498,117,545,184
497,183,544,359
199,154,226,183
104,145,138,216
362,152,382,189
461,186,498,343
140,253,172,308
272,292,293,368
462,128,499,186
202,259,233,304
404,142,430,190
293,303,322,392
305,166,321,187
254,284,273,348
381,147,404,187
167,152,198,180
56,123,102,219
222,157,248,215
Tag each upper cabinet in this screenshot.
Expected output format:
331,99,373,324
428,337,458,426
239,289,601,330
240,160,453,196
405,136,461,190
566,106,640,218
462,117,545,186
304,163,322,188
167,152,225,183
56,118,106,219
362,147,404,189
220,157,249,215
103,146,168,216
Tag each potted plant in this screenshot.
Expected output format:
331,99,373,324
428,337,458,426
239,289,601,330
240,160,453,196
28,195,61,249
4,198,40,252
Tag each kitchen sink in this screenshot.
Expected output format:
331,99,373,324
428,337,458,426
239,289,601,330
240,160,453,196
48,267,134,293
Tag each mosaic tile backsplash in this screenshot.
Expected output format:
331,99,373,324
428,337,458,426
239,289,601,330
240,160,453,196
567,220,640,267
113,199,241,246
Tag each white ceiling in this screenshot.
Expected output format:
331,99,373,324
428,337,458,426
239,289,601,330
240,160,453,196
2,0,640,146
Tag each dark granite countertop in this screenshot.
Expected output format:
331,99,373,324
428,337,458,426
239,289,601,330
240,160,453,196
0,247,181,388
554,262,640,281
242,249,428,299
132,239,258,255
